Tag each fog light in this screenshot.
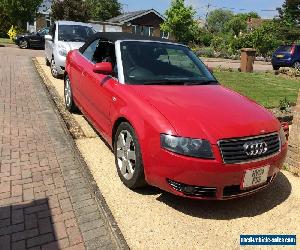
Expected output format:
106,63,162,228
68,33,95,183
182,186,195,194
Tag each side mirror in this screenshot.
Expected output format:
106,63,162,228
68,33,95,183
45,34,52,41
93,62,113,75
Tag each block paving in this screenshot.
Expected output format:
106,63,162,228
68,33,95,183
0,49,122,249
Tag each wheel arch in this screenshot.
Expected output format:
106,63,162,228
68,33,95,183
112,117,132,147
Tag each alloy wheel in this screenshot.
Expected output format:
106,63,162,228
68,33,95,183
19,40,28,49
64,77,72,108
116,130,137,180
51,60,58,77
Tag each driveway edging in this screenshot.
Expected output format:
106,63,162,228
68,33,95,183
33,58,129,250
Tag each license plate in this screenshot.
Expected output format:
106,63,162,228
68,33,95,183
243,166,269,189
276,54,284,58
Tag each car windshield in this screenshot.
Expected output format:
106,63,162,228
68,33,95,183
120,41,218,85
58,25,95,42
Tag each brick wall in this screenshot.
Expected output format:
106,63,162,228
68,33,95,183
36,15,47,31
122,25,132,33
286,90,300,175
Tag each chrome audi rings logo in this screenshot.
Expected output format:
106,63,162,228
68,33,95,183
243,141,268,156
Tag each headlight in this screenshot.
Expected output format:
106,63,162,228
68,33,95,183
58,48,67,57
279,127,287,146
160,134,214,159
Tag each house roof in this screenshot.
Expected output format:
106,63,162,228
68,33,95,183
106,9,165,24
247,18,270,29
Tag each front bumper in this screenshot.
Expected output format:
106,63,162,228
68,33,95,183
146,143,288,200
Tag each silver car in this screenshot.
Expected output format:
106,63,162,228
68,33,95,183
45,21,95,78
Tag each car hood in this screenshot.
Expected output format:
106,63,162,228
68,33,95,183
129,85,279,143
58,41,85,52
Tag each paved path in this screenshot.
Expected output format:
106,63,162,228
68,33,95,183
201,57,273,72
0,48,122,249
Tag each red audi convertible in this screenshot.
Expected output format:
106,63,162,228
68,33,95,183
64,33,287,200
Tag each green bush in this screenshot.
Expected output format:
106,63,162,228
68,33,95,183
193,46,215,58
279,97,291,111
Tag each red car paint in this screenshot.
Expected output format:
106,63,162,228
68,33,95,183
66,48,287,200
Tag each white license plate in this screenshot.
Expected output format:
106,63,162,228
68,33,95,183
243,166,270,189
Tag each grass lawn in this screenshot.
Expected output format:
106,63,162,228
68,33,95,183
0,38,13,44
214,71,300,108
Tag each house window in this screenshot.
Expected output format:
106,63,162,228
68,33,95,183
160,31,169,39
149,27,154,36
132,25,154,36
143,26,149,36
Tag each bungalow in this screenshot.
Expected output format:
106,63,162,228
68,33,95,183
27,0,52,32
90,9,170,39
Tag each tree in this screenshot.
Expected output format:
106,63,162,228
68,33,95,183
235,12,260,21
0,5,11,37
224,16,247,36
207,9,234,33
276,0,300,43
87,0,121,21
51,0,91,22
277,0,300,25
0,0,43,28
161,0,197,43
236,21,282,56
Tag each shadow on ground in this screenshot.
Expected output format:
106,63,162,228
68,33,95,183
155,172,291,220
0,199,60,249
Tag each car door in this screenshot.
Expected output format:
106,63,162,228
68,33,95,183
79,41,116,138
28,32,42,47
70,39,100,108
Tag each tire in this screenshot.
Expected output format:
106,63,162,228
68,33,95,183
45,57,50,66
273,66,280,70
293,61,300,70
19,39,29,49
64,74,78,112
114,122,146,189
51,58,60,78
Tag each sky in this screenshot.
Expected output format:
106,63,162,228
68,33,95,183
119,0,285,19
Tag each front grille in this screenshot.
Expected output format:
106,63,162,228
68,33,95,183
219,133,280,164
167,179,217,198
223,176,273,197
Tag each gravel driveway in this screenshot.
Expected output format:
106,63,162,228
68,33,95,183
35,57,300,250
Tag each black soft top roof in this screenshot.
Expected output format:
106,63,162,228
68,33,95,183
79,32,173,53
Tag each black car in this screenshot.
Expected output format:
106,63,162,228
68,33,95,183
15,27,50,49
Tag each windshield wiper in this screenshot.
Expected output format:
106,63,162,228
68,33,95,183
142,80,190,85
186,80,219,85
